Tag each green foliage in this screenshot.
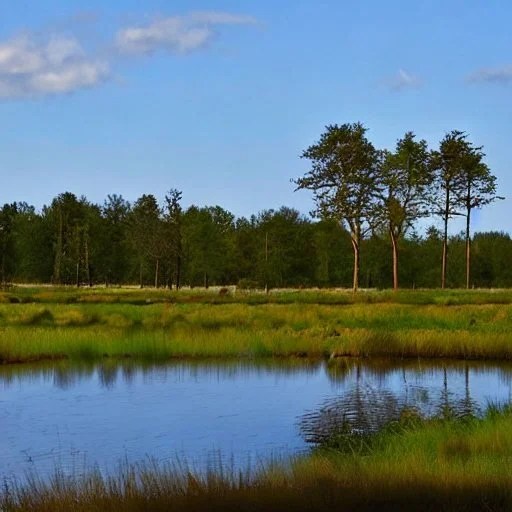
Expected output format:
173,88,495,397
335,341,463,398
295,123,383,291
99,194,131,285
129,194,163,287
0,202,18,284
162,189,183,289
381,132,432,235
182,205,236,287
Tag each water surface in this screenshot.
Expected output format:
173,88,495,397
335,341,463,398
1,359,511,480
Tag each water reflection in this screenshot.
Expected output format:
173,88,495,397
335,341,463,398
0,359,323,390
300,359,510,444
325,358,512,386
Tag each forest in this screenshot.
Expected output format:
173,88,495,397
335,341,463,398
0,125,507,290
0,192,510,290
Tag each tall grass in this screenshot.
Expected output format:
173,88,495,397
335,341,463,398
2,407,512,511
0,302,511,363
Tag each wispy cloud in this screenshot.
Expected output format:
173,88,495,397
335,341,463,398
116,11,257,55
467,65,512,85
0,10,256,100
0,34,109,99
388,69,422,91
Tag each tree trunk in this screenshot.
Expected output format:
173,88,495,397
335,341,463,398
441,187,450,289
465,185,472,290
441,235,448,289
465,208,471,290
350,233,360,292
139,262,143,289
390,228,399,291
204,271,209,289
154,259,159,289
76,260,80,288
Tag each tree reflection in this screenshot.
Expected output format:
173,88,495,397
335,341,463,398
300,361,482,445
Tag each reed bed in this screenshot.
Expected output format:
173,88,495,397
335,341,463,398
2,407,512,511
0,301,511,363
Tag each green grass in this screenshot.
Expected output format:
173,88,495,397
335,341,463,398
3,285,512,306
2,407,512,511
0,299,511,363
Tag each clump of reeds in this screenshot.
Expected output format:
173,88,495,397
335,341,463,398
54,309,99,327
15,308,55,326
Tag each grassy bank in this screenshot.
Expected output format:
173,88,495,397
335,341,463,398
3,407,512,511
0,298,511,363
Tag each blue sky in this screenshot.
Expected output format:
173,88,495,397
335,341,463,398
0,0,510,233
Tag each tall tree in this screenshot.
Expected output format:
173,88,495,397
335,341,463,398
129,194,162,288
101,194,131,286
431,131,467,289
472,232,512,287
234,216,260,285
295,123,382,291
255,207,314,289
182,206,236,287
0,203,18,285
162,189,183,289
79,198,103,287
12,203,53,282
312,219,353,287
381,132,432,290
453,143,503,288
45,192,86,285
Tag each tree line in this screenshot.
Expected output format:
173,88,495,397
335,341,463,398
295,124,503,290
0,192,510,290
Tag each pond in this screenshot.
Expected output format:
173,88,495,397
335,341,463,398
1,358,511,481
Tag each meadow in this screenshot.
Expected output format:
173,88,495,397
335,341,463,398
0,286,511,363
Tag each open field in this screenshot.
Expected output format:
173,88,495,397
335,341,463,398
0,287,511,363
3,285,512,306
2,406,512,511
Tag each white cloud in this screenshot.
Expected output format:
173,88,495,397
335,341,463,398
0,34,108,99
0,10,256,99
388,69,422,91
116,11,257,55
467,66,512,84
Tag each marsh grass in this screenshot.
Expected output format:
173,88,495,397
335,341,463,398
0,301,511,363
2,407,512,511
